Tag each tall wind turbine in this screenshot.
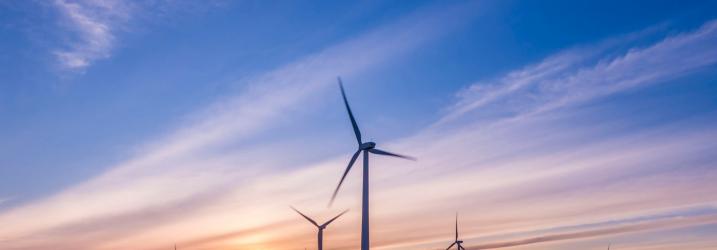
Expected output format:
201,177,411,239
329,77,415,250
291,206,349,250
446,213,465,250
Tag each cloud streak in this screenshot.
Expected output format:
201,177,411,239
440,20,717,124
465,213,717,249
51,0,132,70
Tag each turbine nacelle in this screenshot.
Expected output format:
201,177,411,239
457,240,463,244
359,142,376,150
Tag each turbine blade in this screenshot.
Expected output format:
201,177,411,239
446,242,456,250
338,77,362,145
368,148,416,160
322,209,349,227
459,246,466,250
290,206,319,227
329,150,361,206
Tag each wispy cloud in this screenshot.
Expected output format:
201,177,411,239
51,0,133,71
440,20,717,124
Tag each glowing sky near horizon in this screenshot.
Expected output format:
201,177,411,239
2,1,717,250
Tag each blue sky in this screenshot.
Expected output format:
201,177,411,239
1,1,717,249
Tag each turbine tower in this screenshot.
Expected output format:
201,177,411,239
446,213,465,250
329,77,415,250
291,206,348,250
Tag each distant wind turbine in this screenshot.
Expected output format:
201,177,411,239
291,206,349,250
608,243,611,250
446,213,465,250
329,77,416,250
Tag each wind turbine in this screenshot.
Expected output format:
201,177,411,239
446,213,465,250
329,77,415,250
291,206,349,250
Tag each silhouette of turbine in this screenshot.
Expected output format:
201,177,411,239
446,213,465,250
329,77,415,250
291,206,348,250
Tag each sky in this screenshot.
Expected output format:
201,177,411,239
1,0,717,249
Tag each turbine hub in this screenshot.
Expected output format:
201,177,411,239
359,142,376,150
457,240,463,244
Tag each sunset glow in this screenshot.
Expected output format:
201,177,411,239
2,1,717,250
